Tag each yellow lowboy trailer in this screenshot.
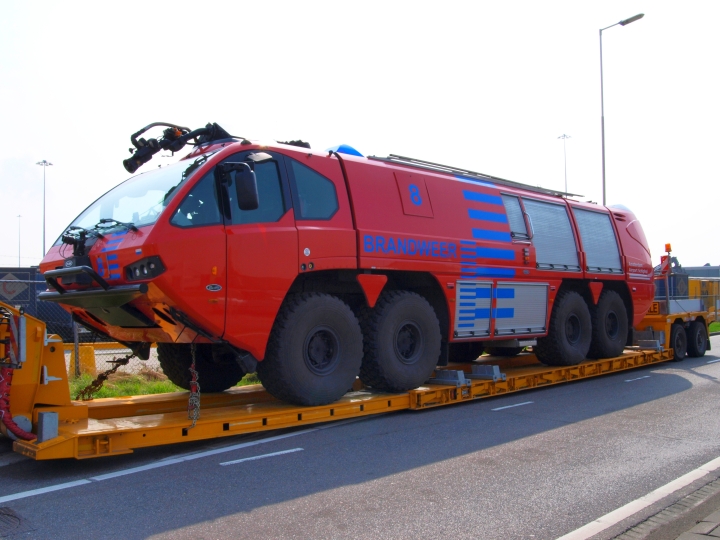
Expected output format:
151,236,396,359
1,300,691,460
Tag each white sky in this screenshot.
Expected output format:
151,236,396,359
1,1,718,268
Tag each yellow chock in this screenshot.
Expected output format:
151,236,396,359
69,345,97,376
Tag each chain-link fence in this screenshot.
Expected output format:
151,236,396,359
0,270,157,380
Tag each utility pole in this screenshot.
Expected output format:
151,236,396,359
36,160,53,255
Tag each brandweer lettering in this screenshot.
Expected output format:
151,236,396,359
363,235,457,259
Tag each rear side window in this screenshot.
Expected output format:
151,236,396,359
501,194,528,238
522,198,580,271
573,208,622,273
287,159,338,220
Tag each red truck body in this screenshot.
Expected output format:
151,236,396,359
39,130,654,405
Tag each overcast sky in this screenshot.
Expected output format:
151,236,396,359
1,0,718,269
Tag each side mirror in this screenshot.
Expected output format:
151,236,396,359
215,162,259,211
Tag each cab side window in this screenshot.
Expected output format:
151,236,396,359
232,160,286,225
170,171,222,228
287,159,338,220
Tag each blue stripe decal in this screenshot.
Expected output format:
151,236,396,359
494,308,515,319
456,176,496,189
108,264,119,270
495,289,515,299
106,254,118,261
472,229,512,242
461,267,517,278
462,190,503,205
109,273,121,279
476,248,515,261
106,238,123,244
460,240,476,246
459,302,475,307
468,209,507,223
458,323,475,328
474,308,491,318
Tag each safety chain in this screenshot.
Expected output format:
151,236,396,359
187,343,201,429
76,352,136,401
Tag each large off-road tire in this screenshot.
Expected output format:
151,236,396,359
449,342,485,363
686,321,708,358
670,323,688,361
535,290,592,366
156,343,246,393
360,291,441,392
587,290,629,359
485,346,524,357
256,293,363,406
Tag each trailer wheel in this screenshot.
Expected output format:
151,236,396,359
485,346,524,357
670,323,688,361
587,290,629,359
156,343,246,392
256,293,362,406
686,321,707,357
535,290,591,366
360,291,441,392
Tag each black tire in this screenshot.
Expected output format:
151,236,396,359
485,346,524,357
587,290,629,359
686,321,707,358
449,342,485,363
360,291,441,392
670,323,688,361
535,290,592,366
256,293,363,406
156,343,246,392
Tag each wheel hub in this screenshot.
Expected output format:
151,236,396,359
304,326,340,375
565,314,581,345
394,321,423,365
605,311,619,339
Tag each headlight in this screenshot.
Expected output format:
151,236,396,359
125,256,166,281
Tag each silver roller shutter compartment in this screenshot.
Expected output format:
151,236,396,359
494,282,548,335
523,199,580,271
454,281,492,337
573,209,622,273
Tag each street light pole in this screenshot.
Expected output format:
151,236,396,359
558,134,571,194
17,215,21,266
36,160,53,256
600,13,644,206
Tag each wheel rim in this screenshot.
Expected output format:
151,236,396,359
394,321,423,365
696,329,705,351
605,310,619,340
675,330,686,353
565,314,581,345
303,326,340,375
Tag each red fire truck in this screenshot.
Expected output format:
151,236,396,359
38,122,654,406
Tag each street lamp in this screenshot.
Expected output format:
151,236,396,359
558,134,571,194
600,13,644,206
36,160,53,256
17,215,21,266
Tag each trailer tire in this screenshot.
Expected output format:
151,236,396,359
535,290,591,366
360,291,441,392
686,321,707,358
587,290,629,359
670,323,688,361
256,293,363,406
485,346,524,357
156,343,246,393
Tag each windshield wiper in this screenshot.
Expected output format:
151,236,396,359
95,219,139,233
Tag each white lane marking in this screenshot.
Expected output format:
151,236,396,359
0,418,362,503
706,359,720,364
220,448,303,466
624,375,651,382
556,455,720,540
491,401,533,411
0,480,92,505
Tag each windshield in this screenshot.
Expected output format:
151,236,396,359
55,153,214,244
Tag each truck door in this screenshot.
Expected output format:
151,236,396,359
223,152,298,360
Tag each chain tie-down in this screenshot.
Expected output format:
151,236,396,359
187,343,201,429
76,352,136,401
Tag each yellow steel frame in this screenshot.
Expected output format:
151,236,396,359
0,301,675,460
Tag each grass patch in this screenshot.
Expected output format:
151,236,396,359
710,322,720,333
69,368,181,400
69,369,262,399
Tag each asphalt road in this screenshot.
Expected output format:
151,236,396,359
2,338,720,540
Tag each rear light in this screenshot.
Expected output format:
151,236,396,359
125,256,166,281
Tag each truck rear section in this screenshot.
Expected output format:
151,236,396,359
37,122,654,408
